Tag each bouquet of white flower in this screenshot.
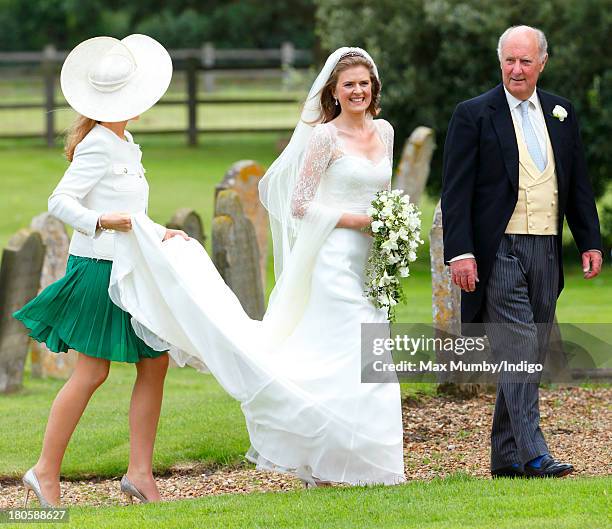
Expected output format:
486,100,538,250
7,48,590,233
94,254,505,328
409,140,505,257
365,189,423,321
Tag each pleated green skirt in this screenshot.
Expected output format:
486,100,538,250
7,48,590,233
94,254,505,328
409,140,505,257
13,254,166,363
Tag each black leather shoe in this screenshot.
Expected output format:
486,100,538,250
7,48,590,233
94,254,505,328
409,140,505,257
491,466,524,478
524,455,574,478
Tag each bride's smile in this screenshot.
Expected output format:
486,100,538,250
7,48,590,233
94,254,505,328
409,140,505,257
334,65,372,112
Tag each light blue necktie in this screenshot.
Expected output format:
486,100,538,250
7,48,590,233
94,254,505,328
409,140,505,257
520,100,546,171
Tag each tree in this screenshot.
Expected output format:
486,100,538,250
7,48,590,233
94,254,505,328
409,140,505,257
0,0,317,51
315,0,611,198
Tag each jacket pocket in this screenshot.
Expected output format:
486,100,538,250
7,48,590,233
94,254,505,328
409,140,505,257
112,163,142,191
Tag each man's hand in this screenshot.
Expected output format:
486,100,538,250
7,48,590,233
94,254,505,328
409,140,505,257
582,250,602,279
163,229,190,242
450,258,479,292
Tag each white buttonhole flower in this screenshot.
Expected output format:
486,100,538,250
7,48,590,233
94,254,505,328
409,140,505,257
552,105,567,122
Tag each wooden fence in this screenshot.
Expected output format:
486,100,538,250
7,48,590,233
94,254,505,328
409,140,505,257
0,43,312,146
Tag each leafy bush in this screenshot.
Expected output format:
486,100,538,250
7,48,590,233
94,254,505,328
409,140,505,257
315,0,611,199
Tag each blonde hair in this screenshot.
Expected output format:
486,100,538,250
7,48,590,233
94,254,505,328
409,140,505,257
316,54,381,124
64,115,97,161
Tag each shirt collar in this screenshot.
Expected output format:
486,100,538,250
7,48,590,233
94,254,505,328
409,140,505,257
503,85,541,113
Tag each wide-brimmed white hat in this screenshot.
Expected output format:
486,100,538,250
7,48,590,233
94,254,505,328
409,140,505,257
60,34,172,122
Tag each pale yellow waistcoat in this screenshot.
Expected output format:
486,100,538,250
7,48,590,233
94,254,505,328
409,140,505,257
505,113,559,235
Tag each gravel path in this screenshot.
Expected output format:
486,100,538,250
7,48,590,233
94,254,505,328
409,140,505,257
1,386,609,508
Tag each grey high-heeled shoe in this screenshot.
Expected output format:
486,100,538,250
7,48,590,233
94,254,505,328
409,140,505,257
120,475,149,504
300,476,333,489
22,468,53,507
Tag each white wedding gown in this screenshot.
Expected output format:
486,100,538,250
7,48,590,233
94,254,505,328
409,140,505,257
109,120,406,485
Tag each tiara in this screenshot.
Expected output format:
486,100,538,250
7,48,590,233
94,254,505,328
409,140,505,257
340,50,366,61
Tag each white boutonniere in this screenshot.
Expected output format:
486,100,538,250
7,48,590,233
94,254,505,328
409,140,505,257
552,105,568,122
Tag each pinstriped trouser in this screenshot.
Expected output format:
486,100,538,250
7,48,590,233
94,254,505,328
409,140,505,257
483,234,558,470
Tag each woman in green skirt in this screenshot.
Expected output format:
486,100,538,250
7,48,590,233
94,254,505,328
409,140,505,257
13,35,186,506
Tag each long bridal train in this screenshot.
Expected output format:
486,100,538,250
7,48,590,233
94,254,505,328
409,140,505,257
109,213,405,485
109,46,406,486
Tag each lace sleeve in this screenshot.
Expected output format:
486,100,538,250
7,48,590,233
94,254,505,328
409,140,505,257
377,119,394,165
291,124,333,218
376,119,394,190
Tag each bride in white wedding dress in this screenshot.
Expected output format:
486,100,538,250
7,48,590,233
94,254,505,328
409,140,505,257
109,47,406,486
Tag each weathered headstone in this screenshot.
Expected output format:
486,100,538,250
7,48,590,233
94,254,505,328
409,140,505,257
430,201,461,338
430,201,489,396
166,208,206,246
212,190,265,320
394,127,435,206
29,213,75,379
0,230,45,393
216,161,269,288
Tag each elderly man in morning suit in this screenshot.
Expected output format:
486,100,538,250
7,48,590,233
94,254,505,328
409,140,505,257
441,25,602,478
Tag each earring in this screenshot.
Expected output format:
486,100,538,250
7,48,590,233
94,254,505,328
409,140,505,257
334,98,338,106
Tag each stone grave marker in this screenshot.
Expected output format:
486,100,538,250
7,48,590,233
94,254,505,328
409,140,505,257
212,190,265,320
29,213,75,378
394,126,435,206
0,230,45,393
217,161,268,287
166,208,205,246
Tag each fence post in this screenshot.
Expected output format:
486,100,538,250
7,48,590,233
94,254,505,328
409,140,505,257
281,42,295,89
201,42,216,93
42,45,56,148
186,56,198,146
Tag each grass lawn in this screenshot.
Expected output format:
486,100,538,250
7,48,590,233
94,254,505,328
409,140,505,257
0,134,609,321
0,364,247,479
8,476,611,529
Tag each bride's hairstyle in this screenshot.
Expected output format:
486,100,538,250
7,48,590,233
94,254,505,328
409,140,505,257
316,52,381,124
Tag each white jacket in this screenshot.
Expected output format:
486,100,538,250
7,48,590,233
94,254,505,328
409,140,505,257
48,124,166,260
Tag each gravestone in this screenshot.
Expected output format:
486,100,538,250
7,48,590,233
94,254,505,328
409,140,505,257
430,201,488,396
216,161,268,287
394,127,435,205
430,201,461,338
0,230,45,393
212,190,265,320
30,213,75,379
166,208,206,246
